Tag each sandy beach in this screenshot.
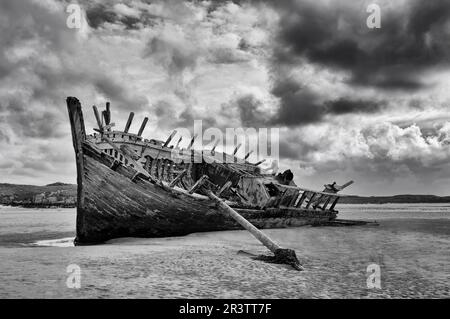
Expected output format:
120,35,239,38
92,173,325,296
0,204,449,298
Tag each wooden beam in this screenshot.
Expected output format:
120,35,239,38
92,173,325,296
233,143,242,155
137,117,148,137
163,130,177,147
205,189,303,271
104,102,111,125
175,136,183,149
244,150,253,160
217,181,232,197
329,196,339,211
321,195,332,210
295,191,308,208
211,139,220,153
187,133,198,150
92,105,103,132
188,175,209,194
169,169,187,187
124,112,134,133
254,159,266,166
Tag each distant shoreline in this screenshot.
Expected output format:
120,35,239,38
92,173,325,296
1,182,450,207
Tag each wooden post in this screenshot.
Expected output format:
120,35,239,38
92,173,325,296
321,195,332,210
137,117,148,137
205,189,303,271
124,112,134,133
92,105,103,132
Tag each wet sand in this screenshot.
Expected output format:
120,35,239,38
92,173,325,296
0,205,449,298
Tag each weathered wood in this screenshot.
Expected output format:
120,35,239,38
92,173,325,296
163,130,177,147
211,139,220,154
321,195,332,210
101,135,154,182
92,105,103,132
295,191,308,208
255,159,266,166
137,117,148,136
329,196,339,211
187,134,198,150
233,143,242,155
244,150,253,160
205,189,303,271
175,136,183,149
217,181,232,197
313,194,325,209
169,169,187,187
67,97,88,244
104,102,111,125
188,175,209,194
124,112,134,133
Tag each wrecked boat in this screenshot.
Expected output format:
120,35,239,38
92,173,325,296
67,97,353,244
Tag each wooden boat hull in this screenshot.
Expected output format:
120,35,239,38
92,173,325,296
76,145,336,243
68,97,337,244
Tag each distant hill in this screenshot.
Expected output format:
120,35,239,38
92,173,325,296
0,183,77,207
339,194,450,204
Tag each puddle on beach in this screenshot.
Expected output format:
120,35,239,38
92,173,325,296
30,237,75,247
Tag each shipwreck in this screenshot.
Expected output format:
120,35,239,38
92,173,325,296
67,97,354,246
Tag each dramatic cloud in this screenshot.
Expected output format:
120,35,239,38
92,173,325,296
0,0,449,195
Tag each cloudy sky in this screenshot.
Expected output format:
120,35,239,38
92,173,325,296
1,0,450,196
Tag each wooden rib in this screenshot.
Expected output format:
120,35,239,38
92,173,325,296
244,150,253,160
321,195,332,210
188,175,208,194
92,105,103,132
187,134,198,150
295,191,307,208
169,169,187,187
137,117,148,137
217,181,232,197
329,196,339,211
124,112,134,133
163,130,177,147
233,143,242,155
254,159,266,166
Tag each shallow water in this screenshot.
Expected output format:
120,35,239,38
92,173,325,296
0,204,449,298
